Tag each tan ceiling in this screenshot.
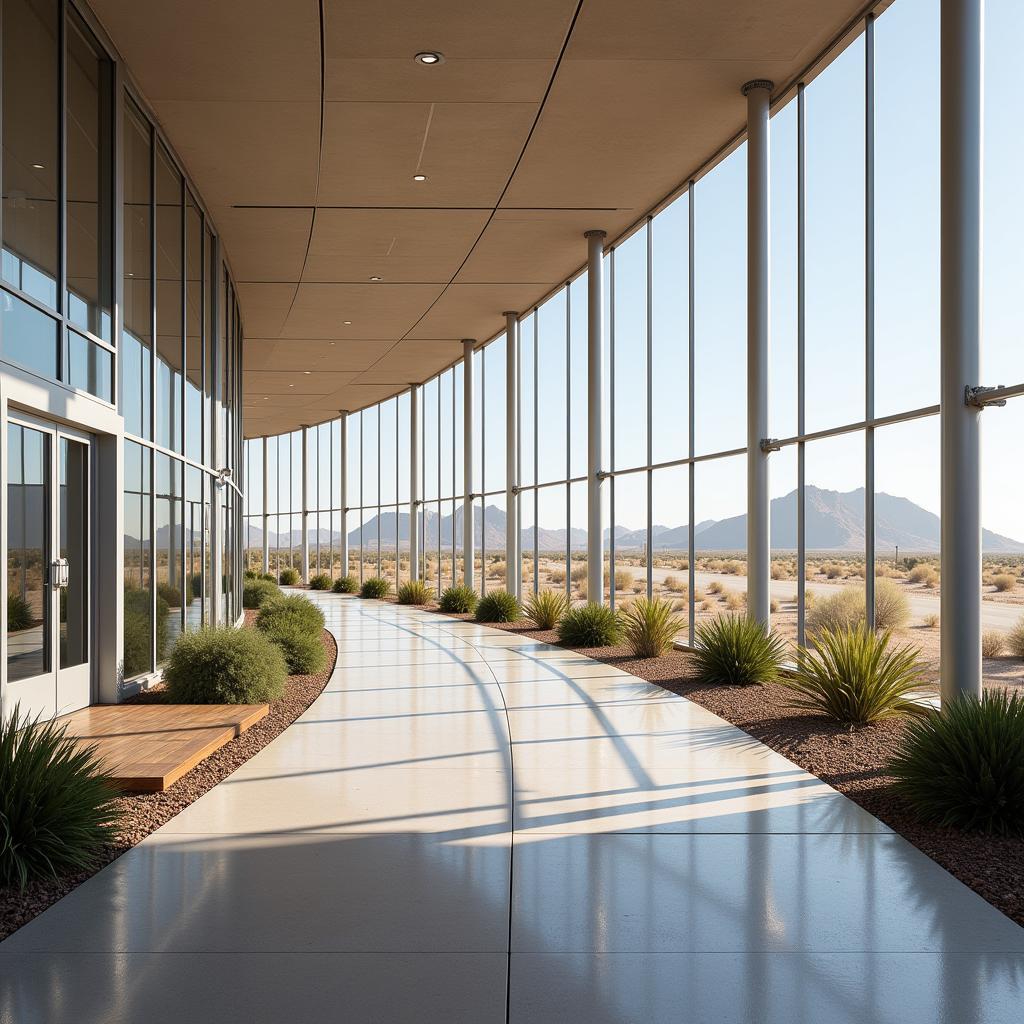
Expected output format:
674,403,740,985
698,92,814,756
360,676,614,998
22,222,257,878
89,0,865,438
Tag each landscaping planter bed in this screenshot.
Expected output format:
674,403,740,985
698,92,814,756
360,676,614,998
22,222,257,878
0,620,336,942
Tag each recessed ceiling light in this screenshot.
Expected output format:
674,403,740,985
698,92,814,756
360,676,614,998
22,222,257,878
415,51,444,65
262,396,268,400
303,370,311,374
369,276,382,282
343,320,352,325
288,383,295,387
413,174,427,182
31,163,44,170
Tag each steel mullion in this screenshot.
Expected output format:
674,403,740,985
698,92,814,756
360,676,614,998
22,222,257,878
864,14,877,631
609,246,616,609
533,310,539,594
646,216,654,599
797,83,807,647
565,280,572,598
688,180,696,644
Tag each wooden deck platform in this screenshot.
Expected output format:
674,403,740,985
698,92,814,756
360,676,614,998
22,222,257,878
58,703,270,792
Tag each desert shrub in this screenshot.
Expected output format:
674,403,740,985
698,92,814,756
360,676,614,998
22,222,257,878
890,690,1024,835
7,592,32,632
359,576,391,599
922,613,940,628
783,626,926,726
0,706,122,890
874,578,910,630
621,597,682,658
569,564,588,583
259,572,276,583
397,579,433,605
1008,617,1024,659
256,594,325,638
982,631,1005,658
244,569,257,580
308,573,332,591
993,573,1017,593
806,587,864,636
487,561,507,580
548,568,567,585
613,569,634,592
557,602,622,647
770,598,779,614
700,599,713,612
164,626,286,704
279,567,300,586
707,581,724,595
724,592,745,612
693,615,786,685
243,578,281,610
825,563,844,579
439,584,478,614
156,583,182,608
259,618,326,675
663,575,684,593
475,589,521,623
332,574,358,594
524,589,570,630
908,564,938,587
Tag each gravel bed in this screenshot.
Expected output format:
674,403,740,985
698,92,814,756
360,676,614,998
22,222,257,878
0,621,337,942
430,612,1024,930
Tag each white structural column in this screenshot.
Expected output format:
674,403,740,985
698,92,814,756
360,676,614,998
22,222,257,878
409,386,421,581
585,230,606,606
940,0,983,701
462,340,475,589
261,436,269,574
504,311,519,598
300,426,310,583
339,413,349,579
743,79,773,628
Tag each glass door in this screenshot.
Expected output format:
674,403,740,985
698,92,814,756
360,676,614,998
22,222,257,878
6,418,91,720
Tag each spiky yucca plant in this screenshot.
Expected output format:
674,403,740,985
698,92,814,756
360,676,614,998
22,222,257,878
783,625,927,726
621,596,683,658
524,589,570,630
397,579,433,605
557,602,622,647
475,589,521,623
359,576,391,599
692,615,786,685
890,690,1024,835
1,706,122,890
439,584,478,614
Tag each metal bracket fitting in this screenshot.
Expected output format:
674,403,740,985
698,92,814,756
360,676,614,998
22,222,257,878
596,470,612,481
965,385,1007,408
760,438,783,453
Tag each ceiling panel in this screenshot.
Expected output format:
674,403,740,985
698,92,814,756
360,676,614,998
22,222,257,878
280,283,447,340
234,282,297,339
246,338,395,373
354,340,466,384
406,283,547,341
215,207,314,283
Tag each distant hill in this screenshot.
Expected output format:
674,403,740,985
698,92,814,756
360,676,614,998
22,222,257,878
239,486,1024,554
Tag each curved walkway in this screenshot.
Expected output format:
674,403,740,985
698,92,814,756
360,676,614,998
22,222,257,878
2,593,1023,1022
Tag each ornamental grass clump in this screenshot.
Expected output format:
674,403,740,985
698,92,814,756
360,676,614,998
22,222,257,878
524,589,570,630
397,579,433,605
621,596,683,658
557,602,622,647
475,589,521,623
890,689,1024,835
359,576,391,599
439,584,478,614
692,615,786,685
278,567,300,586
0,706,122,890
164,626,286,704
242,577,280,610
332,574,358,594
308,573,332,591
782,625,927,726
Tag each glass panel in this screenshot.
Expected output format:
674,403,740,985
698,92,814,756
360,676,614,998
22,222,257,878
2,0,59,312
536,485,567,594
422,379,437,501
694,455,746,622
569,275,588,480
611,472,648,606
1,289,58,377
519,313,536,490
154,453,183,663
769,445,799,642
184,465,203,630
484,335,506,493
439,372,453,499
453,364,464,499
651,465,689,625
59,438,88,669
520,488,536,594
202,471,213,624
651,194,689,464
397,393,410,503
122,100,152,438
613,227,648,472
123,439,152,678
203,228,214,464
538,293,568,484
65,329,112,402
66,11,113,341
7,423,49,682
569,479,588,601
380,398,397,505
185,197,203,462
155,143,183,453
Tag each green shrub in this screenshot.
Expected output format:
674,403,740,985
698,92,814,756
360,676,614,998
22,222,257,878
7,591,32,632
397,579,433,605
693,615,786,685
190,574,203,598
332,574,358,594
783,625,927,726
439,584,478,614
0,705,122,890
360,576,391,599
244,569,257,581
557,602,622,647
279,567,300,586
890,690,1024,835
308,573,332,591
255,594,325,638
524,589,570,630
873,578,910,630
243,578,280,610
260,618,327,675
1008,616,1024,658
123,589,169,674
475,589,521,624
621,596,683,658
157,583,182,608
259,572,276,583
164,626,286,704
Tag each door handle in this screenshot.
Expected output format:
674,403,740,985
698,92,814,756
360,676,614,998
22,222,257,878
50,559,69,588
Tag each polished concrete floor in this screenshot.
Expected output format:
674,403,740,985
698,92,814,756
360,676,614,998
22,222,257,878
1,594,1023,1023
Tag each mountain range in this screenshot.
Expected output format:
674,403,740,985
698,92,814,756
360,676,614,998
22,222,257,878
240,486,1024,554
